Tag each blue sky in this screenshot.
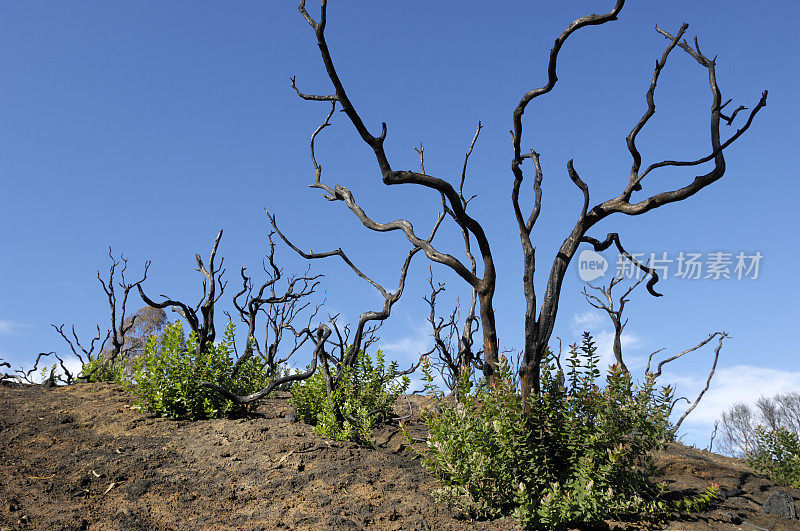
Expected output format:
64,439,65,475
2,1,798,448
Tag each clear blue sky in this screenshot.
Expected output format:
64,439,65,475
2,1,798,447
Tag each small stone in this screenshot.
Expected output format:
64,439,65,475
761,489,797,519
284,410,297,423
720,487,743,499
717,511,742,524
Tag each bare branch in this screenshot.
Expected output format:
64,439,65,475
423,269,481,393
51,323,110,382
647,332,725,379
671,332,728,434
269,211,423,375
511,0,625,163
97,249,149,371
625,23,689,193
580,233,663,297
612,25,768,203
460,122,482,207
290,75,337,102
229,233,322,379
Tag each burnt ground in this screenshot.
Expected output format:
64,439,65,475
0,382,798,530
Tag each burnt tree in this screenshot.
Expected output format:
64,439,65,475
229,231,322,379
581,272,649,374
138,229,226,355
423,269,481,394
53,249,148,382
291,1,766,406
204,214,426,406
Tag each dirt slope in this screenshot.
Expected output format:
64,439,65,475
0,382,798,530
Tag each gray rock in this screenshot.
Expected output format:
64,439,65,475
284,410,297,423
761,489,798,519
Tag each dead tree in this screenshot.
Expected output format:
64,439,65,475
51,249,147,382
203,233,424,406
581,271,649,373
423,270,481,394
291,2,766,408
201,210,428,407
2,350,79,386
416,137,483,394
229,231,322,379
138,229,226,354
93,250,148,371
293,1,500,381
581,268,728,434
513,14,765,405
51,324,108,383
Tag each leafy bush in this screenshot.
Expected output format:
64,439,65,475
80,353,127,383
127,321,271,419
291,348,409,445
746,426,800,488
420,332,718,529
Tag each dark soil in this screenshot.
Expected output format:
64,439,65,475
1,382,798,530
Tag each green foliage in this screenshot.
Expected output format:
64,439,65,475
126,321,271,419
79,307,170,384
80,355,126,383
420,332,719,529
41,363,57,384
291,348,409,446
746,426,800,488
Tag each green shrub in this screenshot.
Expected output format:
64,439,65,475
80,353,128,383
291,348,409,445
746,426,800,488
127,321,271,419
419,332,718,529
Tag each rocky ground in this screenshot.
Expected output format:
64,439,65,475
1,382,798,530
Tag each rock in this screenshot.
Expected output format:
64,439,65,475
719,487,743,499
717,511,742,524
284,410,297,423
761,489,797,519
